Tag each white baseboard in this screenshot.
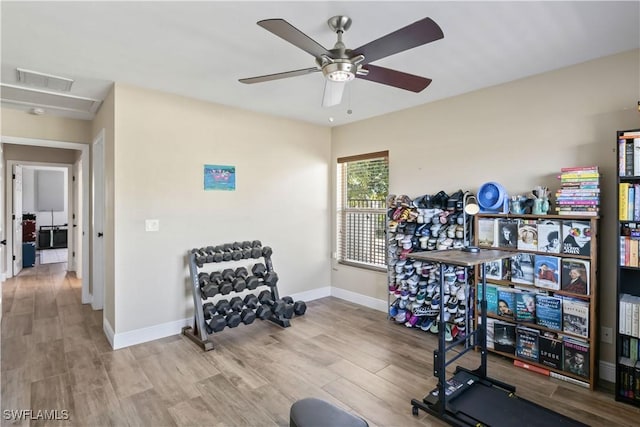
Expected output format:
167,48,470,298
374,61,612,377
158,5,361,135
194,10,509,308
330,287,388,312
111,317,192,350
289,286,331,302
103,317,115,348
600,360,615,383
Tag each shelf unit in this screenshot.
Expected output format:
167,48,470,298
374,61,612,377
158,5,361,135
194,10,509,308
473,213,599,390
615,128,640,405
386,191,473,338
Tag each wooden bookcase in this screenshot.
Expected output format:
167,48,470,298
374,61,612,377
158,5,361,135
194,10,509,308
615,128,640,405
473,213,598,390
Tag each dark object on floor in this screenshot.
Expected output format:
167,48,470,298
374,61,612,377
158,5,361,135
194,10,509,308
22,242,36,267
290,398,368,427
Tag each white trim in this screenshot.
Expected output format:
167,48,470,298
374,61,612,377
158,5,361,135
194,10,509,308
111,317,191,350
103,316,115,348
600,360,616,383
289,286,331,302
330,286,388,312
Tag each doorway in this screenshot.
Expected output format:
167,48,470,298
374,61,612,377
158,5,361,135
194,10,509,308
1,136,90,303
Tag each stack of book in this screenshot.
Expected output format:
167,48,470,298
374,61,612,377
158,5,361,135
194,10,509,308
555,166,600,216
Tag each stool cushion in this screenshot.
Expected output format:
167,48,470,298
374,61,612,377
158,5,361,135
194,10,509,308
290,398,368,427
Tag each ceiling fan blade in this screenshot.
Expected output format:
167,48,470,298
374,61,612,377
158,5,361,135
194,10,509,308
356,64,432,92
239,67,320,84
353,17,443,65
258,19,332,59
322,80,346,107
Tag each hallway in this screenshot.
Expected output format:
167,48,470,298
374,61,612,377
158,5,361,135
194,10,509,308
1,260,109,425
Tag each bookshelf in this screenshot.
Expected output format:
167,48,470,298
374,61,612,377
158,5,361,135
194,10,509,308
616,128,640,405
473,213,598,390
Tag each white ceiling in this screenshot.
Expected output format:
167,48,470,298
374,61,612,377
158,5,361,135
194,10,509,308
1,1,639,127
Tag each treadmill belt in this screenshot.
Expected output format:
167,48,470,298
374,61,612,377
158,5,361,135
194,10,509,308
447,382,588,427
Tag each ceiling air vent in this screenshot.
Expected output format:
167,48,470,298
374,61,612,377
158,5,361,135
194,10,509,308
0,84,102,115
17,68,74,92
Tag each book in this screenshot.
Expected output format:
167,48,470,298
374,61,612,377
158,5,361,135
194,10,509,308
517,220,538,251
484,259,504,281
560,258,590,295
510,253,534,285
497,287,516,319
635,138,640,176
562,297,590,338
493,321,516,354
486,317,496,350
534,255,561,291
514,359,550,376
538,332,563,370
562,220,591,256
516,326,539,362
497,219,518,249
620,183,631,220
537,220,561,253
515,291,536,322
535,294,563,330
477,283,498,316
563,337,590,378
477,218,497,247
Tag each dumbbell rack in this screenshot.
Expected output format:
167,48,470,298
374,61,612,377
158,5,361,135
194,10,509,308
182,242,290,351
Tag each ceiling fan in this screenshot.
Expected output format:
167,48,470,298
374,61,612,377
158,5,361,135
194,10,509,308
239,16,444,107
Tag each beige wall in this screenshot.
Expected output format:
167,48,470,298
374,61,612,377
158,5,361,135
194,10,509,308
331,49,640,365
112,84,332,333
1,108,91,143
92,86,116,329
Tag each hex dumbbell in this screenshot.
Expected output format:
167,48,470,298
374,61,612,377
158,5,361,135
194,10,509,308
252,263,267,277
262,246,273,258
282,296,307,316
202,303,226,333
244,294,271,319
258,290,285,317
214,299,241,328
210,271,233,295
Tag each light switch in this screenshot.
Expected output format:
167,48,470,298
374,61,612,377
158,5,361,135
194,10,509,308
145,219,159,232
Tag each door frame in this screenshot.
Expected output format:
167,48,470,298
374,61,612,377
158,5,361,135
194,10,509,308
91,129,104,310
1,136,90,303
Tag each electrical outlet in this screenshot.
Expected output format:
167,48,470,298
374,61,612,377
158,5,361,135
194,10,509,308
145,219,159,232
601,326,613,344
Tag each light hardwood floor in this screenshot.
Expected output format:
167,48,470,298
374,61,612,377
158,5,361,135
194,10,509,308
2,262,640,426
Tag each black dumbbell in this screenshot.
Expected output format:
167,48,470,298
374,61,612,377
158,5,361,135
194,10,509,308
211,246,224,263
282,296,307,316
210,271,233,295
258,290,285,317
242,247,253,259
238,307,256,325
222,243,234,261
231,249,243,261
245,275,261,290
235,267,249,280
215,299,241,328
201,282,219,299
191,248,207,266
244,294,271,319
262,246,273,258
252,263,267,277
252,240,262,248
206,315,226,333
251,247,263,259
264,271,279,287
232,242,243,251
242,241,252,249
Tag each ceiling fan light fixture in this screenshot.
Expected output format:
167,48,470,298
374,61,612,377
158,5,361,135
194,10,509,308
323,61,355,82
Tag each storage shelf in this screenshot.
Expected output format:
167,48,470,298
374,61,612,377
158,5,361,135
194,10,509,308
474,214,598,390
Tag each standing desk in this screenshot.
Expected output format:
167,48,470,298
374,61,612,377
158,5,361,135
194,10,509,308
408,249,587,427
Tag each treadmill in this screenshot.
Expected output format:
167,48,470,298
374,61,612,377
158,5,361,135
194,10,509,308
408,248,588,427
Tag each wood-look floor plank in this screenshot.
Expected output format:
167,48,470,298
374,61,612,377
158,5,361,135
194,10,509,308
168,396,229,427
1,368,31,426
119,389,178,427
1,312,33,338
197,373,279,427
7,295,34,315
71,382,121,425
100,349,153,399
29,373,75,427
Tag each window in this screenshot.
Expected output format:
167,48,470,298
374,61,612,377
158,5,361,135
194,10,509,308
337,151,389,270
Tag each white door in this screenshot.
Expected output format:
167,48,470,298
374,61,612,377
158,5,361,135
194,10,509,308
12,164,23,276
73,160,81,277
91,130,105,310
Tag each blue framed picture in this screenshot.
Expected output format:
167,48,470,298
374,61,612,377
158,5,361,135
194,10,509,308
204,164,236,191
